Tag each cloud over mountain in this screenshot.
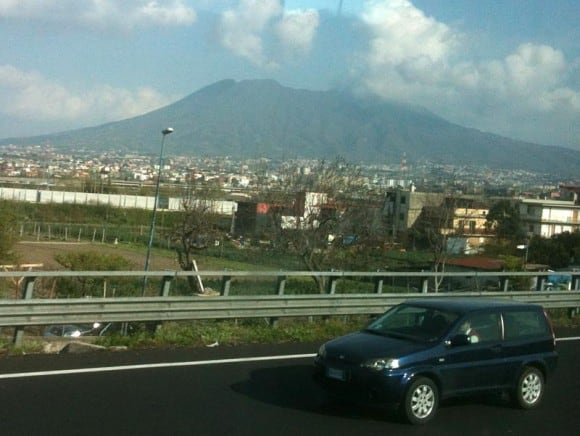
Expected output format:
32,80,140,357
0,1,578,150
3,79,579,177
218,0,319,67
357,1,580,148
0,65,173,123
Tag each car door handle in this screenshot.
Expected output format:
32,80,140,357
490,344,502,353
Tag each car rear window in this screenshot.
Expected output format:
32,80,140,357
503,309,550,340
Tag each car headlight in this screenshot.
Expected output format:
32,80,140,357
317,344,327,358
362,358,400,371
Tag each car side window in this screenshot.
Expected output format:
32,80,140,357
503,310,549,339
457,312,501,343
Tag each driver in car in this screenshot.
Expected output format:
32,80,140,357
460,319,481,343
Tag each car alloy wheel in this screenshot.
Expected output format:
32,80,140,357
516,367,544,409
403,377,438,424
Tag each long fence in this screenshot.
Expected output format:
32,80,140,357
0,186,237,213
1,269,579,346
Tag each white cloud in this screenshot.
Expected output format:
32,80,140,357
218,0,319,67
276,9,319,55
0,0,197,29
358,0,580,146
219,0,283,68
362,0,457,67
136,1,197,26
358,0,459,102
0,65,172,126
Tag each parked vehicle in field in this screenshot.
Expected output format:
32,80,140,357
43,323,102,338
314,298,557,424
43,322,137,338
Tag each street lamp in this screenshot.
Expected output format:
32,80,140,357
143,127,174,294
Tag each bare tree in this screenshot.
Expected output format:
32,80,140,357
264,158,388,293
411,195,455,292
171,181,224,294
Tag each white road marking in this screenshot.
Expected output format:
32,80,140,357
1,334,578,380
556,336,580,342
0,353,317,380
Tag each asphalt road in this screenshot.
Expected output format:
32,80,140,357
0,334,578,436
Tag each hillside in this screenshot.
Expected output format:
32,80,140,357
2,79,579,175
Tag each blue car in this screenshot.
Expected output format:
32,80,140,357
314,298,558,424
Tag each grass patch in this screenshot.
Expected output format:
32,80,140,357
0,338,46,356
546,308,580,327
95,317,369,349
1,312,578,356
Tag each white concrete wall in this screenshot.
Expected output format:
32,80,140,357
0,187,235,215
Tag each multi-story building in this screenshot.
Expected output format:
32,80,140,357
383,187,445,240
385,185,580,251
444,197,493,254
518,198,580,238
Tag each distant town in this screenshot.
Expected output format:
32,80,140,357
0,144,575,197
1,144,579,261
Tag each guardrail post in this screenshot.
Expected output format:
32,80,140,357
221,275,232,296
276,275,286,296
268,275,287,327
327,276,338,294
421,277,429,293
570,275,580,318
374,277,384,294
159,274,173,297
500,277,509,292
537,276,546,291
573,275,580,291
154,274,175,332
13,276,36,346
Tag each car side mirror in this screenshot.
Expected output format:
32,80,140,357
447,334,471,347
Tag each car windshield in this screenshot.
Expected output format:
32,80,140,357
365,304,460,343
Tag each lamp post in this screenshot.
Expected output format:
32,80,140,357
143,127,174,294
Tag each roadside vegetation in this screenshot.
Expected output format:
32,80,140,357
1,309,578,356
0,178,579,356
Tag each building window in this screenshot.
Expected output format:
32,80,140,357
400,196,406,205
469,221,476,233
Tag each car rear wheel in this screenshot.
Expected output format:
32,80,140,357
402,377,438,425
514,367,544,409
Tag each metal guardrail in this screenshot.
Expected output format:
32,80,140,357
1,270,579,346
1,292,580,327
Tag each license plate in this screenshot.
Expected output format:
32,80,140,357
326,367,346,381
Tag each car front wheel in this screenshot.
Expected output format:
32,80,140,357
514,367,544,409
402,377,438,425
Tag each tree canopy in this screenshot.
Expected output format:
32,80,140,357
55,251,133,297
263,158,389,292
485,200,525,242
0,201,19,265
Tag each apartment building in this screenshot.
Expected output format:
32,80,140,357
384,184,580,245
383,188,445,239
519,198,580,237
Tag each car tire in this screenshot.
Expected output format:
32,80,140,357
402,377,438,425
514,366,544,409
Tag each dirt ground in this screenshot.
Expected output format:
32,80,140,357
13,241,181,271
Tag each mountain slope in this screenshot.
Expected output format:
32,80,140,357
2,79,579,175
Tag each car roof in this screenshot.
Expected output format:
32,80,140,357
403,297,538,315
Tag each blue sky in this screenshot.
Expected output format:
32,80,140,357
1,0,579,150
